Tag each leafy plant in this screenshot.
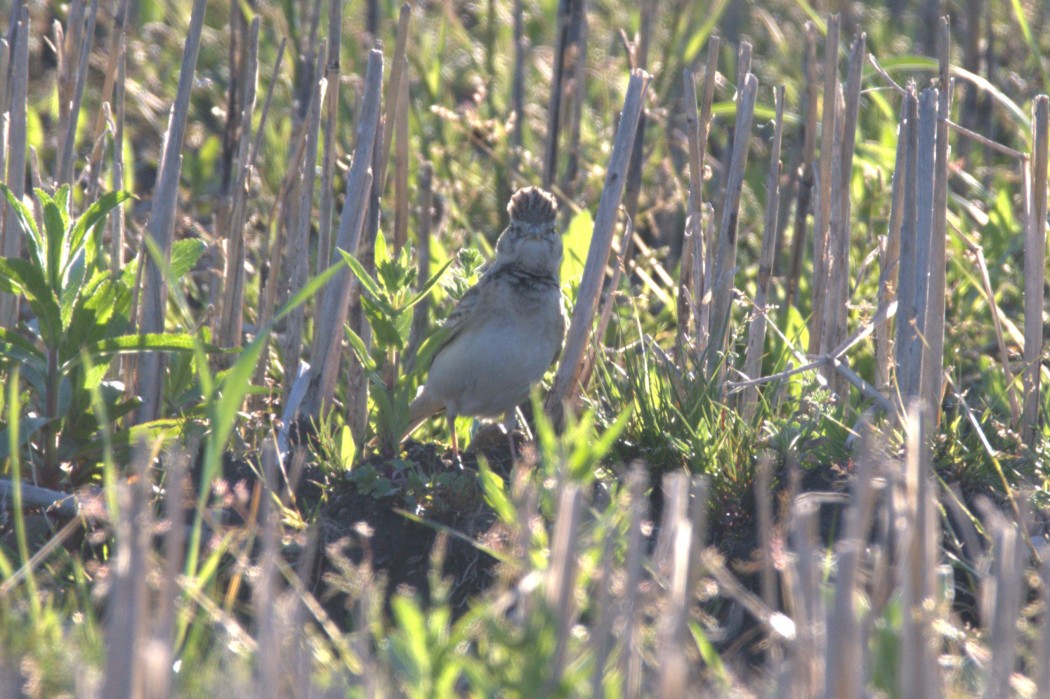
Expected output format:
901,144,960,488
0,185,205,485
343,235,453,458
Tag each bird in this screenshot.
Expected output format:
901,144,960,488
403,186,565,461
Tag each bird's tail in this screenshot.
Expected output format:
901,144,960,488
401,390,445,443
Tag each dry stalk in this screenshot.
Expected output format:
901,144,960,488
1023,96,1048,446
218,18,261,352
543,0,573,189
543,485,584,696
824,33,865,401
740,85,784,420
0,7,28,328
86,0,131,201
808,14,840,357
922,17,952,428
545,69,650,421
696,37,720,344
393,57,410,253
705,68,758,385
282,47,326,392
137,0,209,422
306,50,384,419
875,90,911,393
317,1,342,274
57,0,100,190
784,23,819,312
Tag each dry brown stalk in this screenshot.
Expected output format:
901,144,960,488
808,14,840,357
1023,96,1048,446
543,0,573,189
0,7,28,328
546,68,650,420
696,37,720,344
784,23,819,313
317,1,342,275
875,91,911,394
740,85,785,420
218,18,261,352
281,47,326,392
57,0,100,190
706,67,758,384
393,57,410,254
922,17,951,428
824,33,865,401
137,0,209,422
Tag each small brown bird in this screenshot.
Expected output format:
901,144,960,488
404,187,565,459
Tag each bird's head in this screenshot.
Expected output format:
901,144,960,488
495,187,562,278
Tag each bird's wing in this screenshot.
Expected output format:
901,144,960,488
414,271,492,371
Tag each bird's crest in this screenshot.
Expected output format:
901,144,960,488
507,187,557,224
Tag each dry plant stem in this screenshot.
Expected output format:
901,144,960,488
875,92,910,393
307,51,384,418
87,0,130,200
578,211,632,390
656,476,691,698
282,49,326,391
622,0,654,224
407,162,434,364
0,7,28,329
620,465,648,699
947,118,1024,160
808,14,840,357
825,34,865,400
754,455,779,666
695,37,720,345
543,485,584,696
923,17,951,428
705,71,758,384
1023,96,1048,447
561,0,588,197
784,23,819,312
740,85,784,419
979,502,1024,699
545,69,650,419
57,0,99,189
317,2,341,275
678,69,702,365
109,34,127,274
899,403,942,699
138,0,208,423
103,446,152,699
894,85,919,400
393,57,410,253
510,0,525,178
543,0,573,189
378,3,412,191
218,18,261,351
906,88,938,406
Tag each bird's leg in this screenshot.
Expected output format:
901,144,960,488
503,411,519,464
447,414,462,466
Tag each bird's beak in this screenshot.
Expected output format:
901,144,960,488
527,224,544,239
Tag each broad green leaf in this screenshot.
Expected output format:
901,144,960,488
41,196,68,292
0,184,43,269
478,459,516,526
340,249,383,299
0,258,61,343
67,190,131,261
170,238,207,279
345,325,377,372
0,327,44,362
404,258,454,310
561,208,593,284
